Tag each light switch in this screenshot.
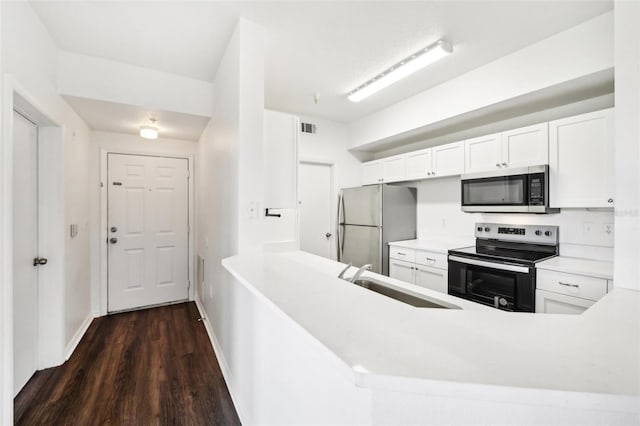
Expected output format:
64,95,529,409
248,201,257,219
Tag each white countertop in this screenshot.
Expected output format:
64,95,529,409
222,251,639,399
388,237,473,254
537,256,614,280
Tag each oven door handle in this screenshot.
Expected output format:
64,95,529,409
448,255,530,273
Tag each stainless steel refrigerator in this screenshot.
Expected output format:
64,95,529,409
337,184,416,276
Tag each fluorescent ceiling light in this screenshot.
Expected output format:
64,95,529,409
140,125,158,139
347,39,453,103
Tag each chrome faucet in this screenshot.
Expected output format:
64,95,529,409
349,264,372,283
337,262,352,279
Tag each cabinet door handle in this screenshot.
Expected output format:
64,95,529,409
558,281,579,288
496,163,501,168
607,198,614,203
502,162,508,167
425,257,436,261
397,252,406,256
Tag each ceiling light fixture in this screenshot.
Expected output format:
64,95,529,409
140,117,158,139
347,39,453,103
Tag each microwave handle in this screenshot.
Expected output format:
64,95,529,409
448,255,529,273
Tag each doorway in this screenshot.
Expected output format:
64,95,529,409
107,154,190,312
12,111,40,396
298,161,334,259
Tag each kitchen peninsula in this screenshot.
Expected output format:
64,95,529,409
211,251,640,425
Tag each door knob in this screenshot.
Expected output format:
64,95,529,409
325,232,332,239
110,237,118,244
110,226,117,232
33,257,48,267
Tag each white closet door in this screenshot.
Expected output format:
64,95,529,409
13,111,40,395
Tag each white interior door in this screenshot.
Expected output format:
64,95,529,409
13,111,40,396
107,154,189,312
299,162,332,258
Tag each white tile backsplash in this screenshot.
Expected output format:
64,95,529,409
415,176,614,260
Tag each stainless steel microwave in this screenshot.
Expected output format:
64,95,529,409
461,165,559,213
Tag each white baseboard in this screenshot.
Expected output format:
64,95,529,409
194,297,250,425
64,313,94,361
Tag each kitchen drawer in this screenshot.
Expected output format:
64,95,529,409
415,250,447,269
537,269,607,301
389,246,416,262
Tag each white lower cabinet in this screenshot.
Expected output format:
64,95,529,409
535,289,595,315
535,269,609,314
389,258,415,283
415,265,447,294
389,246,448,294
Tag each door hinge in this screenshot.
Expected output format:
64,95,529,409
187,169,190,179
188,280,191,289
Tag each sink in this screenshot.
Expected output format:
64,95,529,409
352,278,460,309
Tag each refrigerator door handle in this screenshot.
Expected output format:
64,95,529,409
337,192,344,261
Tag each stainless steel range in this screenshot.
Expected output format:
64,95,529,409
448,223,559,312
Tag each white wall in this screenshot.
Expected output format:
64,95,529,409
298,116,362,259
195,18,267,419
1,1,92,422
88,131,198,315
1,1,92,357
58,51,214,117
613,1,640,291
349,11,614,149
415,177,615,260
0,2,6,423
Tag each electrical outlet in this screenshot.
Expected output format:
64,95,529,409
604,223,614,235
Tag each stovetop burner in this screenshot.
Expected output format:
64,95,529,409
449,245,557,265
448,222,559,266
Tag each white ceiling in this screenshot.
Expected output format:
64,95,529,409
63,95,210,141
31,1,612,127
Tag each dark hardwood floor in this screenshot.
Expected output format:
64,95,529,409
14,302,241,426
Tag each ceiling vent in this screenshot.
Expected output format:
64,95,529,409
300,122,316,134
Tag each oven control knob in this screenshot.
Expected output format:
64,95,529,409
535,230,542,236
544,231,552,237
484,227,491,232
499,297,508,307
477,227,483,232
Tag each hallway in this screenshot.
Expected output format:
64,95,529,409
14,302,240,425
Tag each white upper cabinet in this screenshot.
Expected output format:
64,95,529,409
382,155,406,182
401,141,463,181
362,155,407,185
362,160,383,185
465,124,548,174
464,133,502,173
549,108,614,208
264,110,298,208
501,123,549,169
405,148,432,180
432,142,464,177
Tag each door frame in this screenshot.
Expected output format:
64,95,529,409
99,150,195,315
298,159,335,260
1,75,66,421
